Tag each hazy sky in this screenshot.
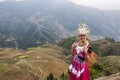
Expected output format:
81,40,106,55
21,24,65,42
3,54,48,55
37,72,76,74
0,0,24,1
0,0,120,10
69,0,120,10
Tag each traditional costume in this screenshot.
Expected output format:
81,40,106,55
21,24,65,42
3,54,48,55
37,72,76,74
69,23,91,80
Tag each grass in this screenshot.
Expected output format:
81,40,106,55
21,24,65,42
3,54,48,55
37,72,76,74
0,63,12,74
18,55,30,59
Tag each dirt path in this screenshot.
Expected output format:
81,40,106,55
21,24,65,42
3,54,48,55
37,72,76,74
95,72,120,80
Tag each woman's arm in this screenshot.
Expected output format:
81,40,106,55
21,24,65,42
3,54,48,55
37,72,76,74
71,42,78,54
71,47,74,53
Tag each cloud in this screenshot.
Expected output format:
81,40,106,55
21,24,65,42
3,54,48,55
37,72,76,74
0,0,5,1
69,0,120,10
0,0,24,2
15,0,24,1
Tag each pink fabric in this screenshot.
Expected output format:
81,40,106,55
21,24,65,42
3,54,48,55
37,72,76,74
72,48,85,58
73,48,77,55
69,48,90,80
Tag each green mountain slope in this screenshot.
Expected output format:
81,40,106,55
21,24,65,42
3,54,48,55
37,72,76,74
0,0,120,49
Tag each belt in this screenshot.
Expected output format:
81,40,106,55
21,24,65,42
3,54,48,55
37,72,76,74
78,56,85,63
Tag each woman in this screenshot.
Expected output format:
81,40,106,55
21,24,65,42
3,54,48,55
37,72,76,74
69,23,91,80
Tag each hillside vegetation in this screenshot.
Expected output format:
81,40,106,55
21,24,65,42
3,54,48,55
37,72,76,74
58,37,120,56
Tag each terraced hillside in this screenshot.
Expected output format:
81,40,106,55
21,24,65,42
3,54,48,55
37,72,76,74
0,44,68,80
0,38,120,80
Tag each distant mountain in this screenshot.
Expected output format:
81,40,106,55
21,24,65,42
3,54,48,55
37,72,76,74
0,0,120,49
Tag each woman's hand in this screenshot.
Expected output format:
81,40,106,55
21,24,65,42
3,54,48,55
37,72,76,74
71,42,78,54
71,42,78,48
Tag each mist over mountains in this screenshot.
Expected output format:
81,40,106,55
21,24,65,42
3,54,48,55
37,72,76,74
0,0,120,49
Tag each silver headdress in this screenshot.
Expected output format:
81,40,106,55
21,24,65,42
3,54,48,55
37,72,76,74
77,22,90,35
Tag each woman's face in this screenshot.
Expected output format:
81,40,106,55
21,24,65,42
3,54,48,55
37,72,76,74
79,34,87,42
